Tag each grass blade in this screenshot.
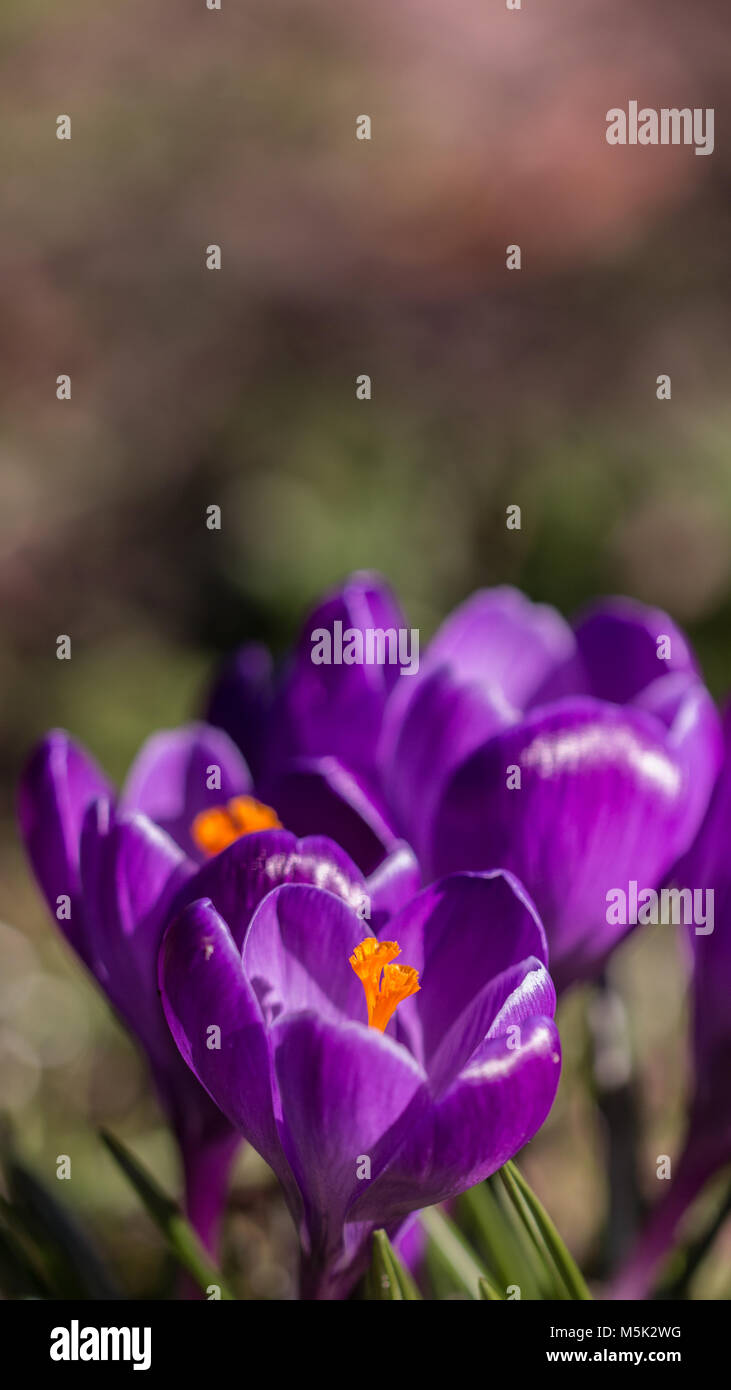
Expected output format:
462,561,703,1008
460,1178,543,1299
365,1229,422,1300
500,1161,592,1301
100,1128,234,1300
422,1204,493,1300
478,1274,504,1301
4,1159,120,1299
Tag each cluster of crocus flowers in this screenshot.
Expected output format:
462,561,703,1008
17,725,377,1259
18,573,726,1300
18,720,562,1298
206,574,722,991
159,866,560,1299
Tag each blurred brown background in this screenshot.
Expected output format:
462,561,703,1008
0,0,730,1296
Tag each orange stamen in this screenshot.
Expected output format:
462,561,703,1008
349,938,420,1032
191,795,282,856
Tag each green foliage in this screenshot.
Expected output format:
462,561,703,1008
364,1230,422,1300
0,1155,120,1300
420,1162,593,1302
99,1129,234,1300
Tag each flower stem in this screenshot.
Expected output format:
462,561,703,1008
178,1137,238,1299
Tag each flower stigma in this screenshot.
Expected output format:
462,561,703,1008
349,937,420,1032
191,795,282,855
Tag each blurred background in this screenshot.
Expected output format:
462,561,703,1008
1,0,730,1297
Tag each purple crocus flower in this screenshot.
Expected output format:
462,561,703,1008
17,726,380,1258
610,704,731,1300
205,574,409,879
206,575,722,990
159,865,561,1299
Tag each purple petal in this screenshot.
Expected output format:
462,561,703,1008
392,1213,425,1280
671,702,731,1112
633,672,722,851
269,572,407,781
379,668,516,860
352,1015,561,1224
424,587,577,708
380,871,549,1082
78,804,232,1166
242,883,369,1028
486,958,557,1041
169,828,367,950
179,1132,241,1259
121,722,252,860
365,843,421,932
79,802,194,1052
428,957,556,1097
159,898,296,1203
272,1014,427,1261
430,699,708,990
272,756,397,875
572,597,698,706
205,643,274,785
17,730,114,962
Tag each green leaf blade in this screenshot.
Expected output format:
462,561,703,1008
365,1229,422,1300
422,1205,493,1300
500,1161,592,1301
99,1128,234,1301
3,1160,121,1299
459,1179,543,1300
